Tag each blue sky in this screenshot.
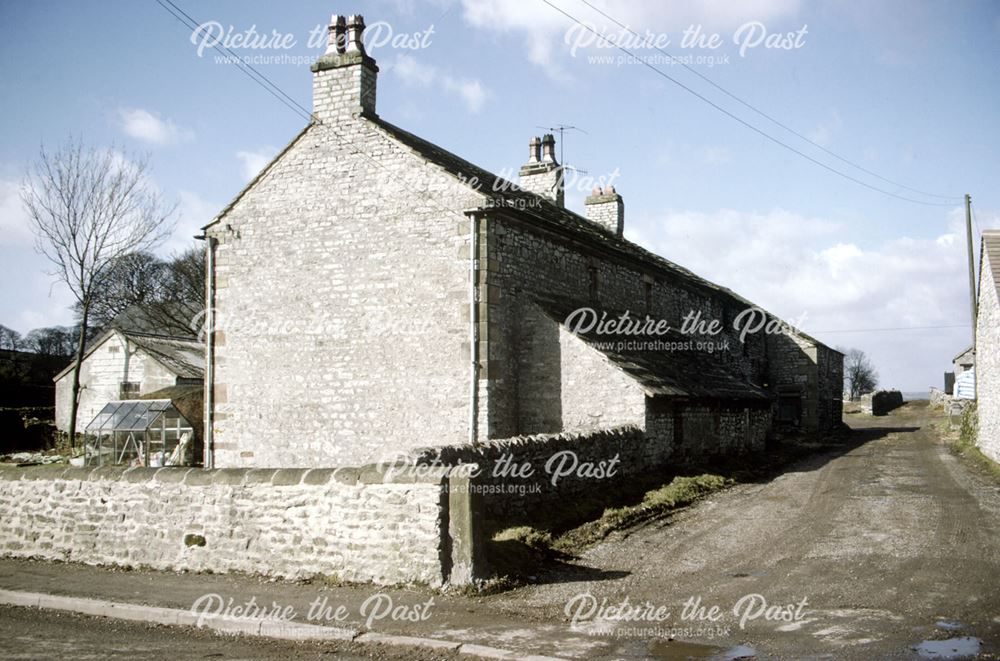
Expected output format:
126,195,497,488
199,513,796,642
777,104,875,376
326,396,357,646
2,0,999,391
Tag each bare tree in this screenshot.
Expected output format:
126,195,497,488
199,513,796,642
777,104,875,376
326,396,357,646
0,325,21,351
844,348,878,400
75,251,168,332
76,247,204,338
21,140,174,444
23,326,76,358
149,247,205,336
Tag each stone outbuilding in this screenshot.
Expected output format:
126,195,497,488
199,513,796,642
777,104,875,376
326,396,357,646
54,329,204,434
199,13,843,469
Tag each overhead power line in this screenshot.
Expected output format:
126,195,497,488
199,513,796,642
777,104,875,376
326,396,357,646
574,0,962,203
812,324,970,334
153,0,477,227
154,0,314,123
539,0,961,208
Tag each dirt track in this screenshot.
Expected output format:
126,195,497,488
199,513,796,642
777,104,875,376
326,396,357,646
495,402,1000,659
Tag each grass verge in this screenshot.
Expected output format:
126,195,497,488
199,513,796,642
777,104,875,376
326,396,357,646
947,401,1000,482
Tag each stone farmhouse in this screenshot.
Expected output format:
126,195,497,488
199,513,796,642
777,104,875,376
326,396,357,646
976,230,1000,462
54,329,203,434
199,14,843,470
0,12,845,589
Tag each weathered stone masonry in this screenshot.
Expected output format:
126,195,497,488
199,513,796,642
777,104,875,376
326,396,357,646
0,463,479,586
202,12,842,472
207,83,485,467
976,231,1000,462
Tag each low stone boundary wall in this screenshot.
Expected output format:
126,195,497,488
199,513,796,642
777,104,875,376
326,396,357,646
415,405,770,531
416,427,646,524
0,464,481,587
930,387,951,410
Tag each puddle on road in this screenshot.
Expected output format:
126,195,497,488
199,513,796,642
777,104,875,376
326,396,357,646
712,644,759,660
934,620,963,631
641,639,757,660
913,636,981,659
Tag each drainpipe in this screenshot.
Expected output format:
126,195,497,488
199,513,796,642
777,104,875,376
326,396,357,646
198,234,217,468
466,210,481,445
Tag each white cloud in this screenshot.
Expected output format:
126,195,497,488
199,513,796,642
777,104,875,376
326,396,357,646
118,107,193,145
459,0,803,73
162,190,219,255
235,147,278,181
0,179,33,246
626,205,996,390
441,77,487,113
701,146,733,165
807,109,842,147
393,53,437,85
392,54,489,113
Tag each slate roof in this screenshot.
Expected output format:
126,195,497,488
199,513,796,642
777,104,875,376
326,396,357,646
982,230,1000,300
369,116,836,355
202,112,837,361
953,345,974,364
53,330,204,382
125,333,204,380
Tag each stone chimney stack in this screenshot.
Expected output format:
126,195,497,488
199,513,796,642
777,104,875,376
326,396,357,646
585,185,624,236
518,134,564,207
310,14,378,122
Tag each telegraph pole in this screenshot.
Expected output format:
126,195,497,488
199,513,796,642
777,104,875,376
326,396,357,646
966,193,977,334
966,193,977,397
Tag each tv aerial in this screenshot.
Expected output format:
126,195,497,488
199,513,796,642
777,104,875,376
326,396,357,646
536,124,588,174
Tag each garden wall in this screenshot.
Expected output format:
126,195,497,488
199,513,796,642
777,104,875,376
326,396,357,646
0,463,480,587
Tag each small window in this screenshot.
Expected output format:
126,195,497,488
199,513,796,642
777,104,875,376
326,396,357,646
777,394,801,424
588,267,600,301
109,346,120,353
119,381,140,398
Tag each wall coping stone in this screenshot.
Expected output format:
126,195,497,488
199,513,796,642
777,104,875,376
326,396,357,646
90,466,128,482
303,468,337,485
21,465,70,481
414,425,644,463
210,468,245,486
154,468,192,484
331,467,359,485
122,468,160,484
183,470,215,486
60,467,94,482
271,469,307,486
245,468,278,484
0,464,463,487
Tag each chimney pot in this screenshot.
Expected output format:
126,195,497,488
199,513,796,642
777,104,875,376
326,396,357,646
346,15,366,54
528,136,541,164
540,133,558,164
325,15,347,55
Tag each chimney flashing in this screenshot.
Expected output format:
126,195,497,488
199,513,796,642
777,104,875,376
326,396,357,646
311,48,379,74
